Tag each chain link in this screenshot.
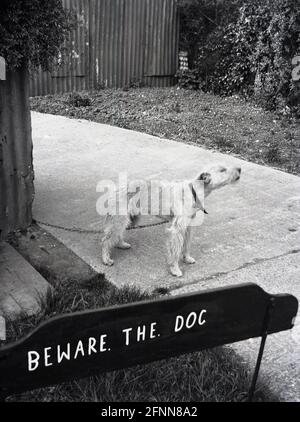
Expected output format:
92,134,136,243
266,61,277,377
34,217,169,234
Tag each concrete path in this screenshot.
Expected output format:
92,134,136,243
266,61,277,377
31,112,300,401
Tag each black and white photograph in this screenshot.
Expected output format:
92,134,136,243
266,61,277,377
0,0,299,406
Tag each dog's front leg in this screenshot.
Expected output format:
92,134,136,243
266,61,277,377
183,226,196,264
102,234,115,266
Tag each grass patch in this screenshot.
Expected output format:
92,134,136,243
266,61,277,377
30,88,300,175
1,267,274,402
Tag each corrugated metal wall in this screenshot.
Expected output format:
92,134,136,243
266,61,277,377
0,67,34,239
29,0,179,96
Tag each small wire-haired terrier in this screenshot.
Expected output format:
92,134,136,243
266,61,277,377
101,164,241,277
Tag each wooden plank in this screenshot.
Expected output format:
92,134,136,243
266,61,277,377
0,283,297,397
0,243,50,320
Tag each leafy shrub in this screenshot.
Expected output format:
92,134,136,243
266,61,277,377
249,0,300,113
176,69,201,90
67,92,91,107
265,142,282,164
179,0,300,114
288,82,300,117
0,0,76,70
129,78,145,89
178,0,241,66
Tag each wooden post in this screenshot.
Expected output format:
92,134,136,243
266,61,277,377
0,64,34,240
0,314,6,341
0,56,5,80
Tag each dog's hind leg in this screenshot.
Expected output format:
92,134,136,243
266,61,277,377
166,216,190,277
116,209,141,249
115,200,142,249
102,215,130,266
183,226,196,264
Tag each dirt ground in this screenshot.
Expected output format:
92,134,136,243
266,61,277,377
30,88,300,175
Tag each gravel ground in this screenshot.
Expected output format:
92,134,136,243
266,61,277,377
30,88,300,175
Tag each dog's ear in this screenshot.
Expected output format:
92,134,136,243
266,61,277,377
198,172,211,185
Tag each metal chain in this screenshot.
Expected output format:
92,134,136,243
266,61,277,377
33,217,169,234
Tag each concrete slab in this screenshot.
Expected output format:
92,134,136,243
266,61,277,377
15,224,97,284
32,112,300,290
31,112,300,400
172,253,300,402
0,242,51,320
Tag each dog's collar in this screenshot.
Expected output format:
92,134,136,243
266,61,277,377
191,185,208,214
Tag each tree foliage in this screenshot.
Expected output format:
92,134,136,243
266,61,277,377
178,0,241,65
0,0,75,70
179,0,300,114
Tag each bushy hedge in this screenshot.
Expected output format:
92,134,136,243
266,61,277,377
179,0,300,115
0,0,75,70
178,0,241,66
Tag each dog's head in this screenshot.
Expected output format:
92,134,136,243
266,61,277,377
195,164,241,195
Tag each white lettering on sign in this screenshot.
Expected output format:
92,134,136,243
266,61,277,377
122,322,158,346
57,343,71,363
28,351,40,372
74,341,85,359
174,310,207,332
122,327,133,346
28,334,109,371
137,325,146,342
44,347,53,367
88,337,97,355
26,312,208,372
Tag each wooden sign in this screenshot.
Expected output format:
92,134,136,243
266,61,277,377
0,57,6,80
0,283,298,398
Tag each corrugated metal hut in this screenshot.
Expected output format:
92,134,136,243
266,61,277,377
30,0,179,95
